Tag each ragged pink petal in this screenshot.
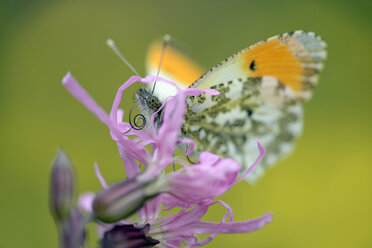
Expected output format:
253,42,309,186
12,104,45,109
198,151,221,165
62,73,149,163
182,88,220,96
188,212,273,234
153,92,186,169
158,193,194,210
234,139,265,185
193,200,233,246
150,201,232,247
149,204,209,241
166,154,241,203
137,195,162,224
109,76,146,128
94,163,108,189
117,144,141,179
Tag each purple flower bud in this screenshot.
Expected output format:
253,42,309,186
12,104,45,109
93,176,161,223
100,224,159,248
50,149,75,222
61,208,86,248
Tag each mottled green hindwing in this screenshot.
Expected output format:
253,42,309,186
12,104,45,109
181,76,303,183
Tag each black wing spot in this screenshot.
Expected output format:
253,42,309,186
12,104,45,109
249,60,256,71
247,109,253,117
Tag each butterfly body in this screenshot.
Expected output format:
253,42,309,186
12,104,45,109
137,30,326,183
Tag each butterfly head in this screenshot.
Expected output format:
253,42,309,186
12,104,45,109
135,88,163,129
136,88,161,110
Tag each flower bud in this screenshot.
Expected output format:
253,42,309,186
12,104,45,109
50,149,75,222
93,176,162,223
100,224,159,248
61,208,86,248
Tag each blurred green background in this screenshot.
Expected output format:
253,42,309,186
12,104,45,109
0,0,371,247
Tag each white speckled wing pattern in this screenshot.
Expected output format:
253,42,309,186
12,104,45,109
182,76,303,183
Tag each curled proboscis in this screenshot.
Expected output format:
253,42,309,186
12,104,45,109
128,104,146,131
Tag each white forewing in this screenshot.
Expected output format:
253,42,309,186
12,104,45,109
145,67,185,102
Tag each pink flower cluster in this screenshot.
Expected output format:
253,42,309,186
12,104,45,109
62,73,272,247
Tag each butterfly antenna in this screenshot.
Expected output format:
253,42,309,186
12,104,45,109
106,38,140,77
152,34,171,94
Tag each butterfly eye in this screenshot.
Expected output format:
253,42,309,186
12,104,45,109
146,96,161,111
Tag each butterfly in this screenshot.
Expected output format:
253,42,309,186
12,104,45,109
135,31,327,183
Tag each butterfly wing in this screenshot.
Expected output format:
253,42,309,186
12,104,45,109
184,31,326,183
146,39,204,101
191,30,327,100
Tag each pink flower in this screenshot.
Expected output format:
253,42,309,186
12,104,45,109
64,73,272,247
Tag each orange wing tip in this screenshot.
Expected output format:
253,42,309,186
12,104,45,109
243,38,303,93
242,30,326,99
146,41,204,87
